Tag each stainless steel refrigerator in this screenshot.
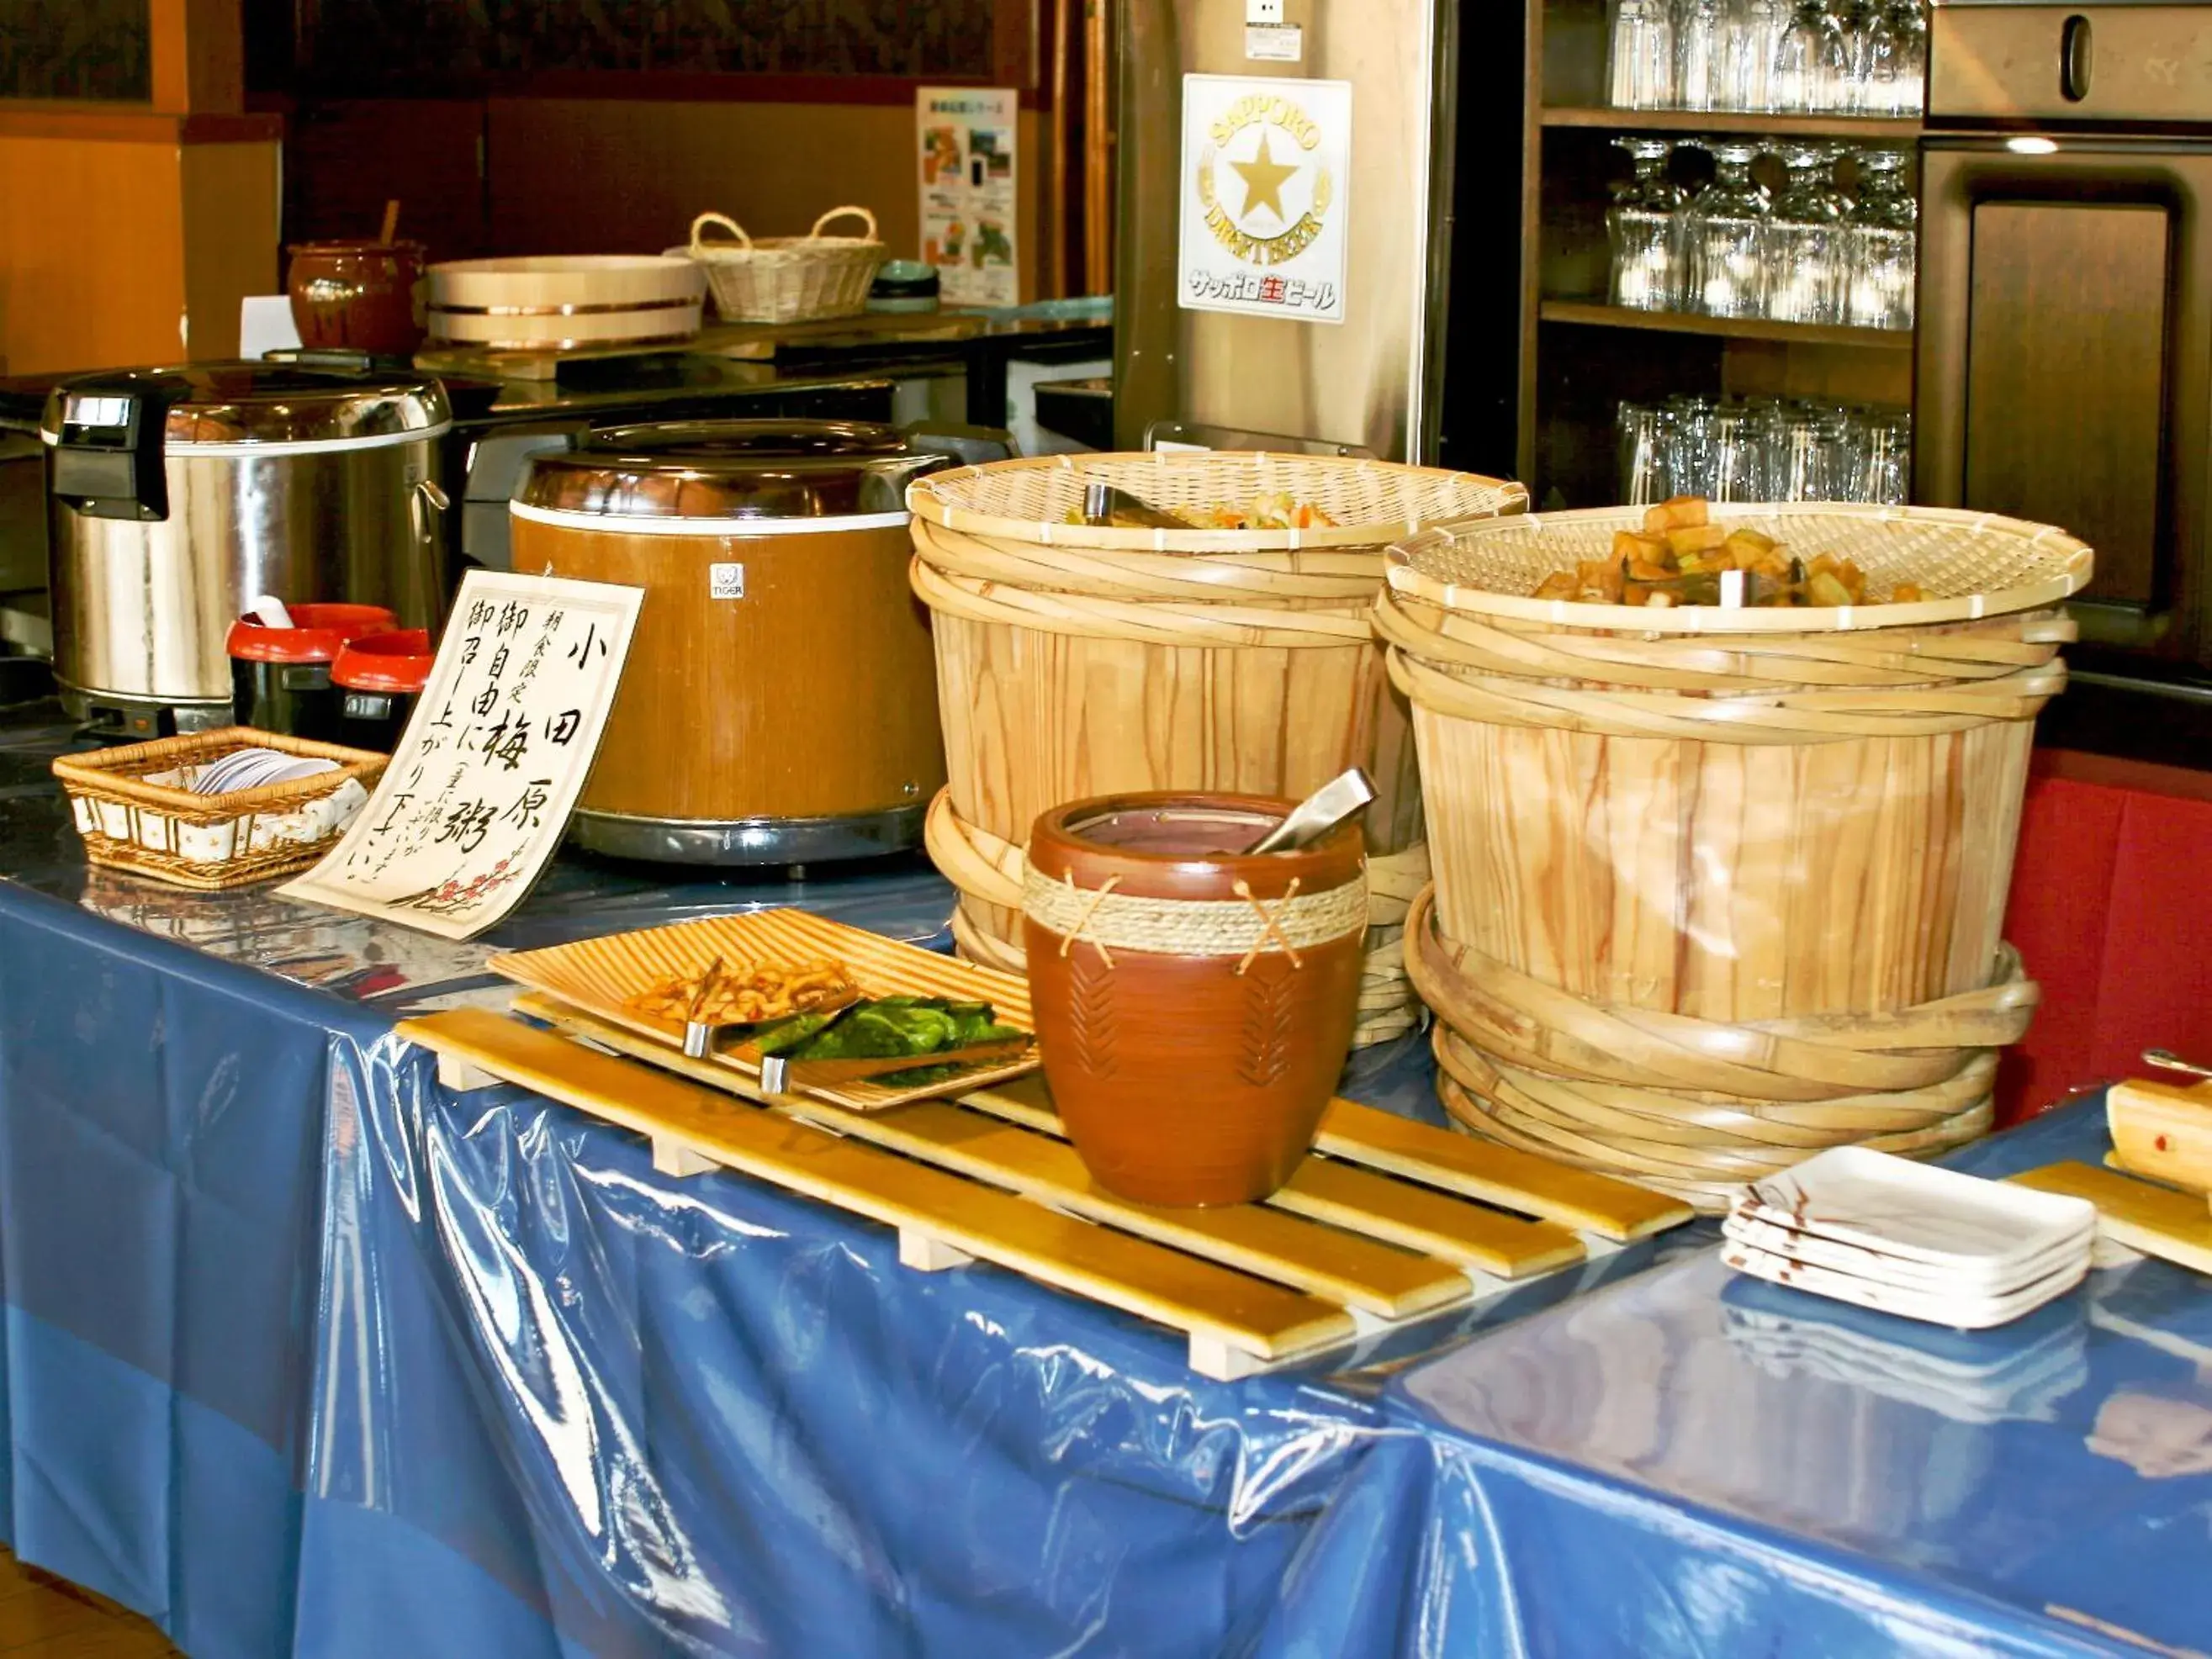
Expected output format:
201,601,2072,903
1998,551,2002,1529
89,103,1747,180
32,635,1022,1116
1111,0,1461,462
1917,0,2212,759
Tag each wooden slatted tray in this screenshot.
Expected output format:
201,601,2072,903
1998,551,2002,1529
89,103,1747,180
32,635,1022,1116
415,313,989,383
399,1003,1694,1379
2016,1161,2212,1276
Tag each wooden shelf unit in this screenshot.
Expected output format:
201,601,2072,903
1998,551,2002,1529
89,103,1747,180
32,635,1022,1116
1541,105,1924,140
1517,0,1923,504
1539,299,1915,351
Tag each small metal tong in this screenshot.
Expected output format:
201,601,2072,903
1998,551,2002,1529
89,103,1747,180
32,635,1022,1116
1082,479,1187,531
1243,768,1376,855
2145,1049,2212,1082
681,956,725,1059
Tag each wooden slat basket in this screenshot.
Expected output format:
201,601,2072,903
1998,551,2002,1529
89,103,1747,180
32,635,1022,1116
1375,502,2095,1208
52,726,387,891
908,452,1530,1047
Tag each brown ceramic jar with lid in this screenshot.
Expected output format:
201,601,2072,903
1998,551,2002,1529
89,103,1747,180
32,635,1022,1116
287,240,429,357
1023,792,1368,1207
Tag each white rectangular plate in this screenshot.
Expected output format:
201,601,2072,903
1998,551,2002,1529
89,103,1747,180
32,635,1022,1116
1741,1146,2098,1270
1723,1207,2093,1297
1722,1238,2090,1330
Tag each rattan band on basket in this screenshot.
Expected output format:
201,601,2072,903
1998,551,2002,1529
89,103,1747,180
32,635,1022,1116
927,789,1427,1044
912,542,1379,648
1405,885,2026,1209
1378,590,2070,744
907,452,1529,556
1022,867,1367,960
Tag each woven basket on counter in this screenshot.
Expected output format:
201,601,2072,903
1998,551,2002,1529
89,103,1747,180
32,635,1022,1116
680,208,886,325
1375,502,2094,1207
52,727,386,891
908,451,1529,1046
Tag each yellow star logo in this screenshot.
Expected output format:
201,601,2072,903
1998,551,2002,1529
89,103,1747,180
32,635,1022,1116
1229,131,1299,225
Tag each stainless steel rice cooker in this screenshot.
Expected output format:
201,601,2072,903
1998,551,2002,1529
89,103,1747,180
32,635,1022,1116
42,362,450,737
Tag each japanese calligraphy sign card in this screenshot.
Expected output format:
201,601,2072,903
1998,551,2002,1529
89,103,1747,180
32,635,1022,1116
281,572,643,940
1177,75,1352,325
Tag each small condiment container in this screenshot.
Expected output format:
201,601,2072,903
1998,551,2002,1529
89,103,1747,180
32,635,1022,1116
331,628,434,752
1023,791,1368,1207
286,239,429,357
225,603,396,742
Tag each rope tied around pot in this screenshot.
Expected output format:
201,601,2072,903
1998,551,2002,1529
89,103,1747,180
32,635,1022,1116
1230,878,1304,975
1020,864,1366,963
1052,871,1123,968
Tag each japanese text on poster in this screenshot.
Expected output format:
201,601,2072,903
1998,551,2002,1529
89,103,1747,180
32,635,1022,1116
917,86,1019,307
280,572,642,941
1177,75,1352,325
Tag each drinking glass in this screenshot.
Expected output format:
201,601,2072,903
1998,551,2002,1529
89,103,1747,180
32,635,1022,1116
1888,0,1928,115
1677,0,1728,110
1858,407,1911,504
1687,140,1770,318
1764,143,1848,325
1777,409,1832,501
1608,136,1688,310
1618,401,1671,504
1773,0,1850,112
1854,0,1903,114
1664,394,1718,497
1609,0,1677,108
1843,148,1917,330
1725,0,1788,112
1745,396,1790,494
1711,402,1765,502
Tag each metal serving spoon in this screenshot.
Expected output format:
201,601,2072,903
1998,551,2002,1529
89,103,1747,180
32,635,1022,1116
1243,768,1377,856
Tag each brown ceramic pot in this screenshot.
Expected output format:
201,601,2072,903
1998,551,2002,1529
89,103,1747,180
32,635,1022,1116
287,240,428,357
1023,792,1368,1207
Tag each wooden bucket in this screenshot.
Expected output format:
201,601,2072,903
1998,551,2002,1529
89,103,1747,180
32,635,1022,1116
908,452,1528,1045
1377,503,2095,1206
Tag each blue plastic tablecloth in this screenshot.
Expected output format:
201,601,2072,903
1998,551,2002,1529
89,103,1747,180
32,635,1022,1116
0,827,1683,1659
3,710,2199,1656
1364,1107,2212,1657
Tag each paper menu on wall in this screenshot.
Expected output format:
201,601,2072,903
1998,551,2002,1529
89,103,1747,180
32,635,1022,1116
281,571,642,941
917,86,1019,307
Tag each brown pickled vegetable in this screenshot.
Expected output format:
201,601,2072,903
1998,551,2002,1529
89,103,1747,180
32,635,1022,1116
1529,498,1925,608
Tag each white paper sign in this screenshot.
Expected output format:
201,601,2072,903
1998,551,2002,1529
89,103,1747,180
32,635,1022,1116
917,87,1020,307
281,571,642,941
1178,75,1351,325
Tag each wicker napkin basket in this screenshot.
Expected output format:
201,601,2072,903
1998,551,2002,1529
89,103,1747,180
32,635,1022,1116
679,207,886,325
53,727,387,891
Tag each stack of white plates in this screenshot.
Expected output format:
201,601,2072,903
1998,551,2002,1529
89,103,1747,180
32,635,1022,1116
187,748,340,795
1722,1146,2098,1330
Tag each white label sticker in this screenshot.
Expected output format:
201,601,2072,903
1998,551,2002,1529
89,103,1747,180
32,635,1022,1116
1246,23,1302,61
710,563,746,600
1177,74,1352,325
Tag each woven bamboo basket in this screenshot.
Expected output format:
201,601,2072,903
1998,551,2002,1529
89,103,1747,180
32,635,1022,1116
1378,502,2094,1207
680,209,886,325
52,726,387,891
907,451,1529,1046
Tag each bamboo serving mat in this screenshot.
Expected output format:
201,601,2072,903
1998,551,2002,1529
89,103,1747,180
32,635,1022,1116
398,1003,1693,1379
2014,1162,2212,1276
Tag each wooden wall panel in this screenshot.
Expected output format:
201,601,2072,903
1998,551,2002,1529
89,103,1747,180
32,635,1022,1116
181,140,279,359
0,135,187,372
485,98,1044,299
282,98,489,261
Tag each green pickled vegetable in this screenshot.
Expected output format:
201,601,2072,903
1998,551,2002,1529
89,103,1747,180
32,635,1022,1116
755,995,1025,1070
